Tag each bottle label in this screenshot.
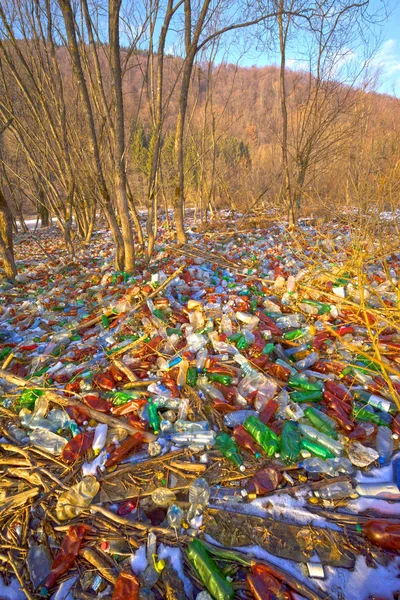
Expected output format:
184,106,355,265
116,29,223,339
368,395,391,413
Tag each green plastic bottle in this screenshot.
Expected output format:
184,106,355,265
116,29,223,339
207,372,232,386
244,416,279,457
288,375,323,392
186,538,234,600
352,404,390,427
304,407,338,439
280,421,301,463
291,390,322,403
301,299,331,314
187,366,198,387
147,399,160,434
215,432,245,471
301,438,335,459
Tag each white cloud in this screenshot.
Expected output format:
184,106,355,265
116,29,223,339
371,39,400,94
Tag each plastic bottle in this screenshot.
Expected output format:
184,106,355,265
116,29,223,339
243,416,279,457
301,438,335,459
40,525,90,595
196,347,208,371
111,571,139,600
347,441,379,467
352,403,390,427
61,430,94,464
26,542,52,588
186,538,234,600
314,480,355,500
276,314,303,329
29,429,67,455
56,476,100,521
280,420,301,463
360,520,400,551
223,410,258,428
288,375,323,392
177,359,189,388
304,407,338,439
142,532,165,587
151,487,177,506
355,482,400,500
170,431,216,446
353,390,393,413
393,455,400,489
147,399,160,434
375,426,394,465
215,432,245,471
298,423,343,456
246,563,288,600
92,423,108,456
82,449,108,477
246,467,283,497
291,390,323,403
233,425,260,457
295,351,319,370
105,432,145,468
167,504,184,529
302,457,335,476
187,478,210,523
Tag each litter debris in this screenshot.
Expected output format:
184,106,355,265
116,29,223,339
1,218,400,600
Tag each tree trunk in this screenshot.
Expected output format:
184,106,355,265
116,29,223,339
109,0,135,273
0,188,17,278
277,3,293,227
39,198,50,227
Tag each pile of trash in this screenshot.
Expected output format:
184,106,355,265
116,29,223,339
0,219,400,600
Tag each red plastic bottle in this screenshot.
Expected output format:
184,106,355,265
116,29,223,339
258,399,278,425
362,520,400,551
105,432,144,468
65,405,90,425
246,468,283,496
41,525,90,593
247,563,293,600
233,425,260,457
263,363,290,382
61,431,94,464
348,422,377,441
82,394,112,413
324,380,352,402
111,570,139,600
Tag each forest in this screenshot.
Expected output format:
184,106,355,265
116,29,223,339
0,0,398,276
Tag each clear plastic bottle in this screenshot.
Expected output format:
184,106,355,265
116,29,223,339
314,480,355,500
347,441,379,468
142,532,165,587
298,424,343,456
295,351,319,370
92,423,108,456
167,504,184,529
196,347,208,371
29,428,67,455
355,482,400,500
26,542,52,588
224,410,258,428
187,478,210,523
375,426,394,465
55,476,100,520
170,431,216,446
151,487,177,506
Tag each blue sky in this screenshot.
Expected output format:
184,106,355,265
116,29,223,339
370,1,400,95
223,0,400,97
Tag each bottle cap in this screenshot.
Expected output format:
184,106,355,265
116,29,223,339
100,541,109,551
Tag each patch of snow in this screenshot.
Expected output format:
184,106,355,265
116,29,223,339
130,544,148,574
158,544,193,596
0,577,27,600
